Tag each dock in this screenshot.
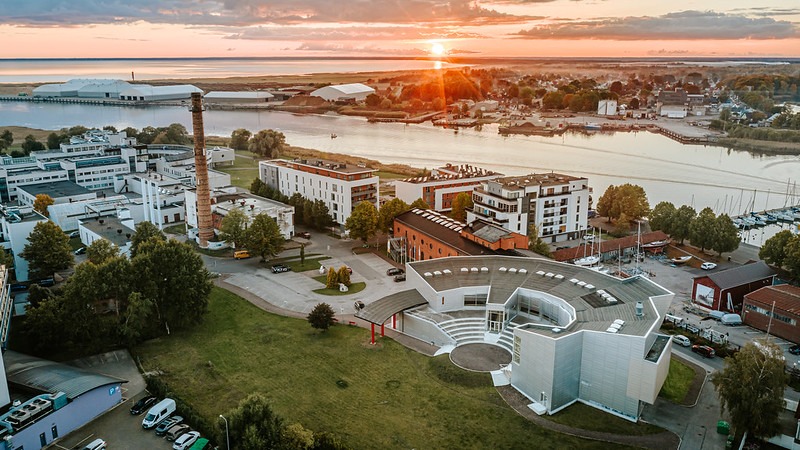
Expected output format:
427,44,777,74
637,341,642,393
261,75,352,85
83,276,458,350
731,206,800,230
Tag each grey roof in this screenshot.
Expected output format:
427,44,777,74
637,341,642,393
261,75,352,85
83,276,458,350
356,290,427,324
704,261,775,290
4,351,126,400
17,181,94,199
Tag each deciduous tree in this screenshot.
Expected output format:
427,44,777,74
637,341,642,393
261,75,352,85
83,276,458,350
249,129,286,158
33,194,54,217
379,198,410,233
245,213,284,261
712,340,786,441
410,198,430,210
759,230,794,268
21,221,73,279
671,205,696,244
711,214,740,256
450,192,473,222
326,267,338,289
527,224,552,258
130,221,166,258
21,134,45,154
689,207,717,251
219,209,249,249
596,185,617,222
784,235,800,280
86,239,119,265
648,201,676,234
225,394,285,450
345,201,379,244
307,302,336,331
230,128,252,150
337,266,351,287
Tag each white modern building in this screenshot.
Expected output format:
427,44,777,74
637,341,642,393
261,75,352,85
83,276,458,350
118,85,203,102
186,189,294,240
204,91,274,104
77,209,136,257
32,79,128,98
357,256,674,421
0,206,48,282
259,159,378,226
395,163,501,212
467,173,590,243
310,83,375,102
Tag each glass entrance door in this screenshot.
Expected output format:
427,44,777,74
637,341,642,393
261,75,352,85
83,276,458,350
488,311,503,333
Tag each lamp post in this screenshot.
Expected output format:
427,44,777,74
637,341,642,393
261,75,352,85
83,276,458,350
219,414,229,450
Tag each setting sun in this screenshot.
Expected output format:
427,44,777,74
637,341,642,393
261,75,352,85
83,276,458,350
430,43,445,57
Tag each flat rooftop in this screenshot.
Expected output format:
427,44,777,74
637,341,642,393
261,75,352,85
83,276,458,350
80,216,132,247
400,164,500,184
17,181,94,199
492,173,586,189
272,158,376,175
408,256,671,337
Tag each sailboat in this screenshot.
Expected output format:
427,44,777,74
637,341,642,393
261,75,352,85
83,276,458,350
574,228,601,267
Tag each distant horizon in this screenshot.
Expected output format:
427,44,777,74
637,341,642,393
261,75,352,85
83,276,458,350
2,1,798,59
2,56,799,62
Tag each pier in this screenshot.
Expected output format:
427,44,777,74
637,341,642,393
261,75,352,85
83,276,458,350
731,206,800,231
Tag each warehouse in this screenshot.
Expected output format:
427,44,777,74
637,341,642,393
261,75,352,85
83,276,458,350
310,83,375,102
32,79,127,98
204,91,274,104
118,84,202,101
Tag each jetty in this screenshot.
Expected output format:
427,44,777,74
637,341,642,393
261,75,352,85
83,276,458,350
731,206,800,231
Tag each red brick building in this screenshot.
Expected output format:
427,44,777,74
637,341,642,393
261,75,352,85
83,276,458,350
691,261,775,312
743,285,800,344
390,209,527,262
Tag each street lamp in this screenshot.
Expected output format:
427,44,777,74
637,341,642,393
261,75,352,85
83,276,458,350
219,414,229,450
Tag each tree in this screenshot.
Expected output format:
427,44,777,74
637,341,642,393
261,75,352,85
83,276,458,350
337,266,351,287
712,340,786,441
311,200,333,230
226,394,286,450
0,130,13,150
379,198,410,233
596,185,617,222
245,213,284,261
784,235,800,280
365,93,381,108
21,221,73,279
119,292,154,346
629,97,640,110
32,194,54,217
307,302,336,331
86,239,119,265
153,123,191,145
230,128,252,150
614,184,650,222
219,209,249,249
527,224,551,257
450,192,473,222
648,201,676,234
326,267,338,289
671,205,696,244
710,214,739,256
689,207,716,252
249,129,286,158
130,221,166,258
21,134,45,154
410,198,430,210
759,230,794,268
346,201,379,244
0,247,14,269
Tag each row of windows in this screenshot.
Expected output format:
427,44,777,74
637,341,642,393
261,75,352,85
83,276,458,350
745,304,798,325
464,294,488,306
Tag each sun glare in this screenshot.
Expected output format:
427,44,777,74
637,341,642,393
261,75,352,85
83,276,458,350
430,43,445,57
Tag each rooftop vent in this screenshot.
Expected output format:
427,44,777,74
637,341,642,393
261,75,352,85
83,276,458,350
499,267,508,272
519,269,528,274
552,327,561,333
460,267,469,272
635,301,644,317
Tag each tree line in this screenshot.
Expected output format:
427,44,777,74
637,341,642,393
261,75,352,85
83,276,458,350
218,208,286,261
230,128,287,158
649,201,740,256
250,179,335,231
20,221,212,356
759,230,800,280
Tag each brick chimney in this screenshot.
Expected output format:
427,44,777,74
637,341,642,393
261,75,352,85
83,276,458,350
190,92,214,248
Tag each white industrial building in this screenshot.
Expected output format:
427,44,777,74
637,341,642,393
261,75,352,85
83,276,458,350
395,164,501,212
259,159,379,226
185,188,294,241
356,256,674,422
467,173,590,243
597,99,618,116
118,84,202,102
310,83,375,102
204,91,274,104
0,206,48,283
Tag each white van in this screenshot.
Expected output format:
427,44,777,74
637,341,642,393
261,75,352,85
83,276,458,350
142,398,176,429
721,314,743,326
672,335,691,347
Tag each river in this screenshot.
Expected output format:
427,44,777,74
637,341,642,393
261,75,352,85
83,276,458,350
1,100,799,243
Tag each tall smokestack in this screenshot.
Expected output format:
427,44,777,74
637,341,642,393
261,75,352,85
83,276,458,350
191,92,214,248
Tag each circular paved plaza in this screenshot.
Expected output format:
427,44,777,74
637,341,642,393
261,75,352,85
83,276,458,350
449,343,511,372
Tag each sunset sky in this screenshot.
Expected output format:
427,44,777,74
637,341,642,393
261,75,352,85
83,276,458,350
1,0,799,58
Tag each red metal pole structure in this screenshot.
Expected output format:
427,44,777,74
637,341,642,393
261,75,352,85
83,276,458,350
190,92,214,248
392,314,396,329
370,323,375,344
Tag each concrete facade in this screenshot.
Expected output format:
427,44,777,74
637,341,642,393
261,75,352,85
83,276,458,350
394,164,501,212
743,285,800,344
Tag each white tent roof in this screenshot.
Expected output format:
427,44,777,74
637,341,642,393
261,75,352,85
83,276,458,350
321,83,373,95
205,91,274,99
118,84,203,97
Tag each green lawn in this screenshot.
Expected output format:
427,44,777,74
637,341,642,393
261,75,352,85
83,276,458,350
311,278,367,296
659,358,696,403
162,223,187,235
543,402,664,436
218,166,259,189
133,288,620,449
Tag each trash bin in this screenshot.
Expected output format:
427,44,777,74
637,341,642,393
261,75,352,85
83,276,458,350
725,435,734,449
717,420,730,435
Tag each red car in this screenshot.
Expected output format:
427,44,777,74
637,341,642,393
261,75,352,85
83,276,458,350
691,345,715,358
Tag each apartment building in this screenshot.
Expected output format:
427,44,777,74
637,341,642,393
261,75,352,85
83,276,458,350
259,159,378,226
467,173,590,243
394,163,501,212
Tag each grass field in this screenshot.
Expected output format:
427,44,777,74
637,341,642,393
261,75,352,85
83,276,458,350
543,402,663,436
311,275,367,296
134,288,623,449
659,358,696,403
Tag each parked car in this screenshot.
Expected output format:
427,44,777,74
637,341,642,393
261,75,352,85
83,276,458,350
156,415,184,436
130,395,157,415
394,274,406,282
74,246,87,255
672,335,691,347
233,250,251,260
700,262,717,270
173,431,201,450
790,345,800,355
386,267,404,276
68,230,80,238
692,344,715,358
271,264,290,273
82,438,106,450
297,231,311,239
166,424,191,441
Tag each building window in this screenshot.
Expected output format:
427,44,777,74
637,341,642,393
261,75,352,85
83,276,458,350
464,294,487,306
513,336,521,363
